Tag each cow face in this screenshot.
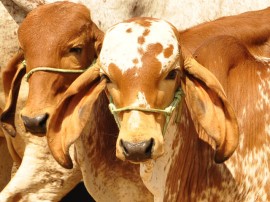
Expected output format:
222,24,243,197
99,18,182,162
1,2,103,136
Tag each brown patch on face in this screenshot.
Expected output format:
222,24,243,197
138,47,144,55
147,43,163,56
108,63,121,77
138,36,145,44
143,29,150,36
125,17,153,27
108,63,118,69
140,43,163,76
136,20,152,27
108,63,123,87
139,42,163,88
126,28,132,33
164,44,174,58
133,58,139,64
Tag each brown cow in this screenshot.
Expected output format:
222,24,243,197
1,1,268,200
47,15,270,201
0,2,104,201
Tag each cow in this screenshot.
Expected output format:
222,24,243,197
46,16,270,201
1,2,270,192
0,2,108,201
1,0,269,199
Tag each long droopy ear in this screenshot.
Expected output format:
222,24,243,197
47,62,106,169
0,51,25,137
182,56,239,163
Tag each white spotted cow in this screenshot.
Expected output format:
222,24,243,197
47,16,270,201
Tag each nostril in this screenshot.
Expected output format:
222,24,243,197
36,113,48,127
21,113,49,134
120,138,154,162
145,138,154,156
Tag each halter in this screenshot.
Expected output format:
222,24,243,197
108,88,185,135
22,60,96,81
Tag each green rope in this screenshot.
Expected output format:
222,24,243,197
23,59,96,81
108,88,184,135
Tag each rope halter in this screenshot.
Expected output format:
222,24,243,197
23,59,96,82
108,88,185,135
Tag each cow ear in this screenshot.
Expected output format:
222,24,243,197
0,51,25,137
182,57,239,163
47,62,105,169
89,21,104,56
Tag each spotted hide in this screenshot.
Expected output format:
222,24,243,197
47,14,270,201
192,35,270,201
2,1,270,201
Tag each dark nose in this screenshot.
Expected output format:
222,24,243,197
120,138,154,162
21,113,48,134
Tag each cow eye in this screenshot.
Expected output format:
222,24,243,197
101,74,111,83
70,47,82,54
165,69,178,80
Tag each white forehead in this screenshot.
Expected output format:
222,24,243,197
100,19,179,74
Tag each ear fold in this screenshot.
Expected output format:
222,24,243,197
182,57,239,163
2,50,24,98
47,62,106,169
89,21,104,56
0,51,25,137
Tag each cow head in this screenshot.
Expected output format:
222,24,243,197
47,17,239,168
99,18,183,162
0,2,103,136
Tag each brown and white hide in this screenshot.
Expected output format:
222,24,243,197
47,16,269,201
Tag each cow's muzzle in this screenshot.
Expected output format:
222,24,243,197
120,138,154,162
21,113,48,135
